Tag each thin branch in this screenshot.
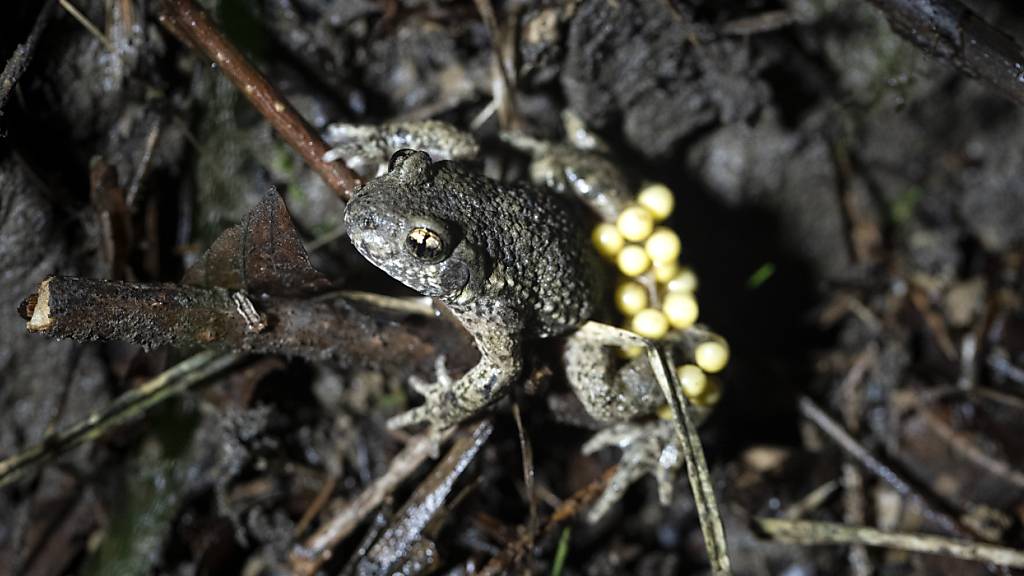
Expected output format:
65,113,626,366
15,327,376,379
839,345,876,576
781,479,841,520
914,403,1024,490
0,0,57,114
755,517,1024,568
471,0,518,130
355,421,494,574
126,118,163,209
719,10,795,36
289,426,458,575
798,395,970,537
59,0,114,52
23,276,451,372
661,347,731,575
479,464,619,575
988,349,1024,386
293,474,337,538
863,0,1024,105
156,0,361,200
0,351,242,488
512,403,538,552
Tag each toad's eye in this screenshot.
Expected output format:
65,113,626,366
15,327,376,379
406,227,446,262
389,148,419,172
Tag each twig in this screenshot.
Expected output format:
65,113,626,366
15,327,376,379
973,385,1024,412
156,0,360,200
23,276,452,373
59,0,114,52
356,421,494,574
479,465,619,575
863,0,1024,106
798,395,968,537
914,403,1024,490
839,346,877,576
89,158,132,279
958,332,979,390
512,403,538,553
293,474,337,538
289,427,457,575
305,223,349,253
323,290,435,317
0,351,241,488
988,350,1024,386
719,10,794,36
831,139,882,265
471,0,518,130
126,118,163,210
0,0,57,114
781,479,841,520
660,347,732,575
908,286,957,361
754,517,1024,568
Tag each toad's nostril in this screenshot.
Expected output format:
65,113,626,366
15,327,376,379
361,215,375,230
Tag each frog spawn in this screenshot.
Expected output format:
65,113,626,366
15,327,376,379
591,182,730,409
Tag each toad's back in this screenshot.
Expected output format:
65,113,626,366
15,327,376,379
344,152,600,340
421,161,599,338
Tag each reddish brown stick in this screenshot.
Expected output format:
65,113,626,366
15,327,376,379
157,0,361,200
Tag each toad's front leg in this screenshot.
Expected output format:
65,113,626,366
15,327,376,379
388,330,523,432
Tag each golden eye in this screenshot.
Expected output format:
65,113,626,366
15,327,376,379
406,227,446,262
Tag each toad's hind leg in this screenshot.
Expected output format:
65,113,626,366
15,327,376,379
581,421,680,522
562,334,663,423
564,323,730,576
562,327,680,521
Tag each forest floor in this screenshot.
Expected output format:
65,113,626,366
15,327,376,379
3,0,1024,574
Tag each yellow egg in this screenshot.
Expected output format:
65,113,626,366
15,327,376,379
653,260,678,283
657,404,673,420
693,377,722,407
637,183,675,221
663,291,699,329
676,364,708,400
616,205,655,242
619,345,644,359
644,227,681,264
616,245,651,277
615,281,649,316
666,267,698,293
630,308,669,339
695,339,729,373
591,222,624,259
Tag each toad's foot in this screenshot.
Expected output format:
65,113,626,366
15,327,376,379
324,120,478,177
387,328,522,435
582,420,681,523
387,355,460,432
322,141,387,178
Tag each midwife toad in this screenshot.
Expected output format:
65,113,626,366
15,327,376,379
340,120,706,520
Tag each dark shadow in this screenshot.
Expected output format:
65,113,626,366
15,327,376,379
645,155,822,460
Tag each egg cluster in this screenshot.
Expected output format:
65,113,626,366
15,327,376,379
591,183,729,408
